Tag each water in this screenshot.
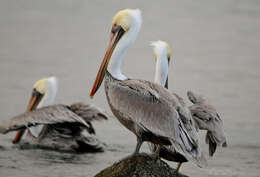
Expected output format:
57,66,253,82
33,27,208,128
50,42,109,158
0,0,260,176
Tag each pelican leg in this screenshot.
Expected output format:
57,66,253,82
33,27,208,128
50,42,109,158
133,137,143,155
117,137,143,163
176,162,182,173
150,145,161,160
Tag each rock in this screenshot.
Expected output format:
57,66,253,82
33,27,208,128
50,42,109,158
94,153,189,177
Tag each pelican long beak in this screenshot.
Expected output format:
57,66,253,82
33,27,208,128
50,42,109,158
90,25,125,98
12,89,43,144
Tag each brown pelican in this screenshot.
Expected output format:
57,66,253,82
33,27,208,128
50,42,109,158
89,9,206,167
150,40,227,171
0,77,108,152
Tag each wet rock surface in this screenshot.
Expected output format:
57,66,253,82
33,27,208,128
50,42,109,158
94,153,188,177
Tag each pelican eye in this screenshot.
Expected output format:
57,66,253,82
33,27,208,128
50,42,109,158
111,24,122,34
32,88,43,98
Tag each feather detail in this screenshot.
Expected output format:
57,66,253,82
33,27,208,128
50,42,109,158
69,102,108,121
0,104,87,134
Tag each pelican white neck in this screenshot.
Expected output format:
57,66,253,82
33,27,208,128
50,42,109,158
37,77,57,108
107,9,142,81
151,41,169,86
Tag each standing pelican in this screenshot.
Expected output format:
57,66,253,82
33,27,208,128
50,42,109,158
0,77,108,152
150,40,227,170
89,9,206,167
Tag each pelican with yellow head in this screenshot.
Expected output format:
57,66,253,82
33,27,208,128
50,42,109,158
13,77,57,143
89,9,206,168
0,77,108,152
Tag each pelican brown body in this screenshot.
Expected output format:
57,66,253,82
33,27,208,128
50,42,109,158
104,72,205,166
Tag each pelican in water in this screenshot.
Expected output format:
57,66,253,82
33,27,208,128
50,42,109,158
0,77,108,152
150,40,227,171
89,9,206,167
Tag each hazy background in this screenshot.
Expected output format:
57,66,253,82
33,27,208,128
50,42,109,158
0,0,260,177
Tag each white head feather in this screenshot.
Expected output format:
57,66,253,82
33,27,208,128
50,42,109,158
108,9,142,80
37,76,58,108
151,40,170,86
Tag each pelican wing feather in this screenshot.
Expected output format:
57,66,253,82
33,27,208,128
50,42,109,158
107,79,205,165
188,91,227,156
69,102,108,122
0,104,88,134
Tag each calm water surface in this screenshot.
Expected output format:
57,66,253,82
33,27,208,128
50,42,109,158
0,0,260,177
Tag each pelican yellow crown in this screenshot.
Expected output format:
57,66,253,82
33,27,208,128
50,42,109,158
33,78,47,94
33,76,57,94
111,9,141,32
151,40,171,62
